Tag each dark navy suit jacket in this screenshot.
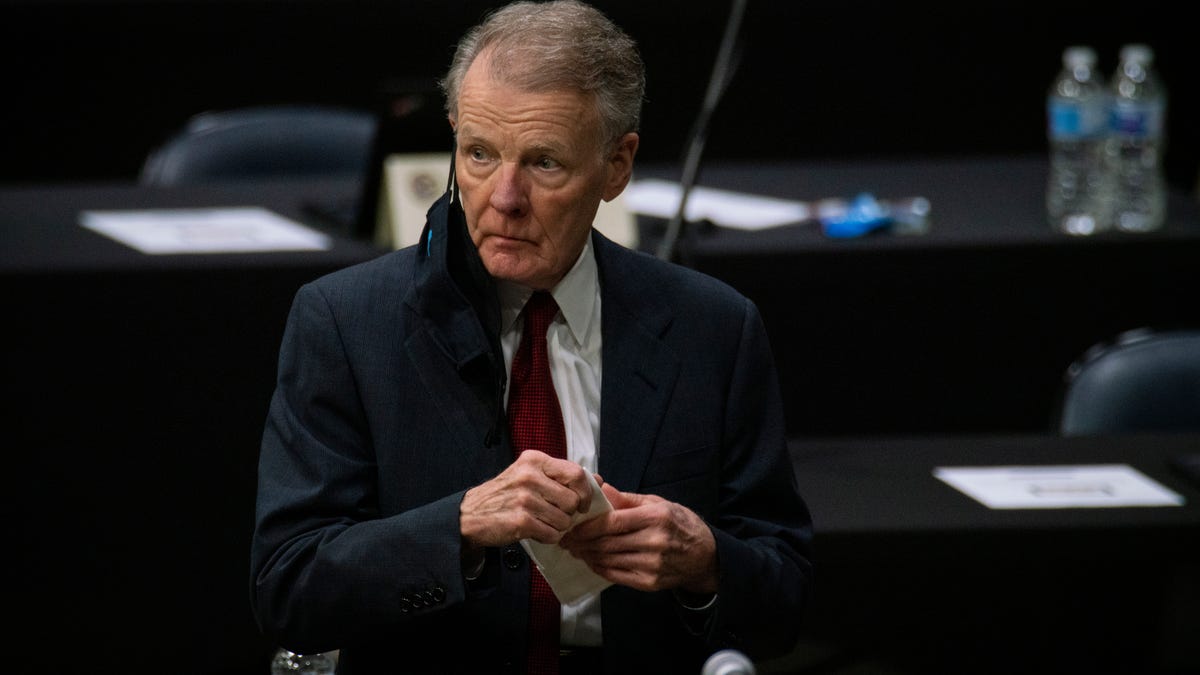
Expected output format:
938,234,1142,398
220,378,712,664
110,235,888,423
251,196,813,674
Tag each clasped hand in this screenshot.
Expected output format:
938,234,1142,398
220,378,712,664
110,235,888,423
460,450,594,547
460,450,717,594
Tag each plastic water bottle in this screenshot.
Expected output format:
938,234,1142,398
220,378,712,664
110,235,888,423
270,648,336,675
1105,43,1167,232
1046,45,1110,235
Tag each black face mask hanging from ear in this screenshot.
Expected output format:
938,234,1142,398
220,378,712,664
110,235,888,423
411,146,506,446
417,144,498,320
417,146,465,262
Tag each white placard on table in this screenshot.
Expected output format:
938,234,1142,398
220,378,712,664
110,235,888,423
934,464,1185,509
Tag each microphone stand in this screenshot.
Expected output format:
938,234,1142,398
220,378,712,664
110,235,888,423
654,0,748,263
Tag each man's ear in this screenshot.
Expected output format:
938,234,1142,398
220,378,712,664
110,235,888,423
448,114,457,133
602,132,640,202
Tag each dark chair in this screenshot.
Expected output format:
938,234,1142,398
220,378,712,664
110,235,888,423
139,105,376,186
1057,327,1200,435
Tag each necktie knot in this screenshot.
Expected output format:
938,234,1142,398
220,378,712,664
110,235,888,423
524,291,559,339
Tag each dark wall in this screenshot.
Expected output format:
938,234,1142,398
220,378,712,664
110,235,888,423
3,0,1198,190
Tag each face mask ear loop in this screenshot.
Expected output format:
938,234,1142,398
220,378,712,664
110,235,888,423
446,143,458,205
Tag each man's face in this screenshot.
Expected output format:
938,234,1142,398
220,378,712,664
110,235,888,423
452,55,638,290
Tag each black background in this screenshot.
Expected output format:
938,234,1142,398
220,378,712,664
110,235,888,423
3,0,1197,192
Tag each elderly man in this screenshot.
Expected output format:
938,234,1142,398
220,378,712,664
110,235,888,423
250,2,813,673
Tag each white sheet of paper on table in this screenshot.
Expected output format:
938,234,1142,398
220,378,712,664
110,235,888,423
622,178,812,230
79,207,331,254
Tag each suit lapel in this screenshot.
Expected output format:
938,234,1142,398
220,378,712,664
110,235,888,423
594,237,680,491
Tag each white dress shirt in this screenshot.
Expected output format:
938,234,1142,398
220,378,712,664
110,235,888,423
497,238,604,647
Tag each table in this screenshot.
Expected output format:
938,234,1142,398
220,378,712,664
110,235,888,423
3,178,384,675
637,156,1200,437
779,433,1200,675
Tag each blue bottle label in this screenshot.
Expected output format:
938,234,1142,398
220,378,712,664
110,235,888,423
1049,99,1105,140
1110,100,1165,138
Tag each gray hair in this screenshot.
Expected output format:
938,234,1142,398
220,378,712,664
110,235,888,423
441,0,646,144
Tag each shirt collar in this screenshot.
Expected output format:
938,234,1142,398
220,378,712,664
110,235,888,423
497,238,598,346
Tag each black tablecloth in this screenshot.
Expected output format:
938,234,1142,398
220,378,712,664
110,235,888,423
3,178,384,675
637,156,1200,437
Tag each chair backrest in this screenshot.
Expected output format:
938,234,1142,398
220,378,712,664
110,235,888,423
1058,328,1200,435
139,105,376,186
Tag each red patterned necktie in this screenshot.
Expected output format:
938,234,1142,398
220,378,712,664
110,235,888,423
507,291,565,675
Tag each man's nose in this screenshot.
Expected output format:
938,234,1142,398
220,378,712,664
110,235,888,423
489,162,529,217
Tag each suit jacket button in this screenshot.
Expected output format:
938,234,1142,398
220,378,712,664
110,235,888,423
502,545,524,570
432,586,446,603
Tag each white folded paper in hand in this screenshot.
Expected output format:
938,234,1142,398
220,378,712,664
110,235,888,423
519,472,613,606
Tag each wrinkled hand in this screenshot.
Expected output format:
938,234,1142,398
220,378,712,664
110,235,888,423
561,483,718,594
460,450,593,549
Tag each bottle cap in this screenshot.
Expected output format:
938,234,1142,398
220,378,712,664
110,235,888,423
1063,46,1097,69
1119,43,1153,65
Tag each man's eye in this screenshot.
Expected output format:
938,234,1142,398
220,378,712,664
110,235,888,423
536,157,560,170
469,147,489,161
